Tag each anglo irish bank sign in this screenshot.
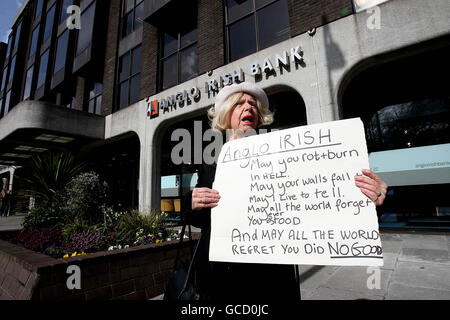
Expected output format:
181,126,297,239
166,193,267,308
147,45,304,119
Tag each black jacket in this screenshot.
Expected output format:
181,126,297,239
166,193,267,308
185,163,301,301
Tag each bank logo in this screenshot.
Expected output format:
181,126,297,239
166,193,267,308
147,99,159,118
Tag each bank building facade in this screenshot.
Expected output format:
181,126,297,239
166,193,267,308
0,0,449,230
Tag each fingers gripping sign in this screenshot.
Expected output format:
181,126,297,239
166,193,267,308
192,187,221,210
354,169,388,206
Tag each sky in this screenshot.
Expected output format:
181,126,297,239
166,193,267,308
0,0,24,43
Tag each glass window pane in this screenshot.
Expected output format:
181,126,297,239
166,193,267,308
13,22,22,51
4,91,11,115
122,11,133,38
180,45,198,83
119,81,129,109
226,0,253,23
60,0,74,23
24,66,34,100
43,5,56,42
162,54,177,90
1,67,8,91
95,95,102,115
134,1,144,30
131,45,141,75
180,28,197,48
163,32,178,57
255,0,275,9
35,0,44,18
76,2,96,55
229,14,256,61
119,52,130,82
88,98,95,113
95,82,103,95
54,30,69,74
8,56,16,84
257,0,290,50
37,50,50,88
129,74,140,105
6,36,12,59
29,25,40,58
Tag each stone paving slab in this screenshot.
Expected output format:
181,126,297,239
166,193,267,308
304,286,384,300
386,282,450,300
380,252,398,270
0,216,24,231
315,266,393,298
298,265,340,290
401,236,449,250
381,240,403,254
399,248,450,265
389,261,450,292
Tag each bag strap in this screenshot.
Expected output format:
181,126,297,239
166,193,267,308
178,232,202,300
173,212,194,269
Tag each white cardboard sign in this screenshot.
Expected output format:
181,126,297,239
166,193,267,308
209,118,383,266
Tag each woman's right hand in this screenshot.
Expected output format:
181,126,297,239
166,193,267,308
192,188,221,211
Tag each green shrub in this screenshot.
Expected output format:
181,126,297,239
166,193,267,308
62,171,110,225
61,218,100,243
115,210,167,246
22,205,65,230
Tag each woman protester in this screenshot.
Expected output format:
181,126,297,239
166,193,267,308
184,82,388,300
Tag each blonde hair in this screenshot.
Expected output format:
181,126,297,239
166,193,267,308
208,92,274,133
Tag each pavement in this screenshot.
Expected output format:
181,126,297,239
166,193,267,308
0,215,25,231
1,216,449,300
299,232,450,300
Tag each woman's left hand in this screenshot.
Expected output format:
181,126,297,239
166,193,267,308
354,169,388,206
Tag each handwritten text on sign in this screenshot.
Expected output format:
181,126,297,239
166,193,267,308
209,118,383,266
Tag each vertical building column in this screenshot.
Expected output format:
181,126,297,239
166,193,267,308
140,23,159,99
74,76,85,111
101,0,121,116
197,0,225,74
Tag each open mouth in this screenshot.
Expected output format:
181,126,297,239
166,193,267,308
241,115,254,124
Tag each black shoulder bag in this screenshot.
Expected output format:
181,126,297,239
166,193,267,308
163,221,201,300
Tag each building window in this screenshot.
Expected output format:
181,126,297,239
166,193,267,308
121,0,144,39
226,0,290,62
43,4,56,42
1,66,8,92
37,50,50,89
65,94,76,109
35,0,45,19
3,91,11,116
117,45,141,110
161,24,198,90
86,82,102,115
54,30,69,74
60,0,74,23
8,56,16,85
5,35,12,60
29,25,40,58
23,66,34,100
76,1,96,55
13,21,22,52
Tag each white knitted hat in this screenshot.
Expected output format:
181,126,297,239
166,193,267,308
214,82,269,112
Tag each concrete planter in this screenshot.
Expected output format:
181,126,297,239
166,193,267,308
0,233,198,300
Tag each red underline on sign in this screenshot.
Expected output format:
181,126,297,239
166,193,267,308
222,143,343,163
